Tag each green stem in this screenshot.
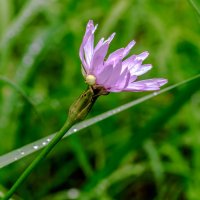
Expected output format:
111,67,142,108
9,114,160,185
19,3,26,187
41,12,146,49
3,87,104,199
2,119,73,200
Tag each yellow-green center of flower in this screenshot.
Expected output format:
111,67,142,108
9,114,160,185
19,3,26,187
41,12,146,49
85,74,96,85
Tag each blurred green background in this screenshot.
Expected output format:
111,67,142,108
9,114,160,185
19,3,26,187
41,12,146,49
0,0,200,199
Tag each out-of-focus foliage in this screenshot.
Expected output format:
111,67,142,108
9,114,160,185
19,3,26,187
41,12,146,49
0,0,200,199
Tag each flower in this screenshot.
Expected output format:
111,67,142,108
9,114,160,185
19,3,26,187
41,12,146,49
79,20,167,92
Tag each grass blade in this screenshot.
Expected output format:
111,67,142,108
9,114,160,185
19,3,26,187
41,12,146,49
0,73,200,169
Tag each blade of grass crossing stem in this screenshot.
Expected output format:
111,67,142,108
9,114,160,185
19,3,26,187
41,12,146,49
0,74,200,169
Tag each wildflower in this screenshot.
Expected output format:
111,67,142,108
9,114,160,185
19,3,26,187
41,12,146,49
3,20,169,200
79,20,167,92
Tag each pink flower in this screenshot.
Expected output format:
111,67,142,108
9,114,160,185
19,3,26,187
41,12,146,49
79,20,167,92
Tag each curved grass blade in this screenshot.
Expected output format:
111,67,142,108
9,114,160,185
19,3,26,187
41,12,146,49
0,76,42,121
0,74,200,169
0,76,35,108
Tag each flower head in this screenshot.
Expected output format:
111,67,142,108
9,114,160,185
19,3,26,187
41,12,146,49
79,20,167,93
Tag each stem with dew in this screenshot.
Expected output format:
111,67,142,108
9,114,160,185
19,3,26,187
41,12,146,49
2,87,104,200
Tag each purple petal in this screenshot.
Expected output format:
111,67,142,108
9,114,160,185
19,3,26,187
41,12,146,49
123,71,131,89
135,78,168,87
122,51,149,72
106,48,124,65
104,33,116,44
124,83,146,91
107,88,122,92
91,43,109,74
79,20,96,72
104,60,122,87
124,78,168,91
94,38,105,52
108,73,133,92
122,55,137,71
131,64,152,76
84,34,94,67
106,40,135,66
96,64,113,85
112,68,130,90
123,40,136,57
129,75,137,82
129,60,143,74
136,51,149,60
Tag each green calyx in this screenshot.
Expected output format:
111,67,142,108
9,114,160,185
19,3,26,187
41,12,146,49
68,86,109,124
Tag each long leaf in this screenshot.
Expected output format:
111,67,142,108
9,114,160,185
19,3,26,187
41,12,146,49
0,74,199,169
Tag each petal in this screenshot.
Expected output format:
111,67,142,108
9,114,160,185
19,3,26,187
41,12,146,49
94,38,105,52
83,20,95,45
104,32,116,44
106,40,136,66
84,34,94,67
129,75,137,82
136,51,149,60
79,20,96,72
123,40,136,57
122,51,149,72
135,78,168,87
131,64,152,76
129,60,143,74
107,88,122,92
106,48,124,65
108,74,131,92
124,78,168,91
123,71,131,89
104,60,122,87
96,64,113,85
91,43,109,74
124,83,146,91
91,33,115,74
113,68,130,90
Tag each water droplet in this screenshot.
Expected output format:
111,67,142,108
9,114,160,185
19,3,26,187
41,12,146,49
20,151,25,155
31,42,41,53
67,188,80,199
7,31,15,40
22,56,33,66
47,138,51,142
73,128,77,132
14,157,18,161
42,142,47,145
33,145,39,150
116,108,121,112
0,191,4,197
153,92,158,96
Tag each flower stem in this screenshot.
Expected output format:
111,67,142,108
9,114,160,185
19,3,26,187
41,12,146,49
2,87,104,199
2,119,73,200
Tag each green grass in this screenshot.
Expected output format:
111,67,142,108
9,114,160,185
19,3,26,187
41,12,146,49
0,0,200,199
